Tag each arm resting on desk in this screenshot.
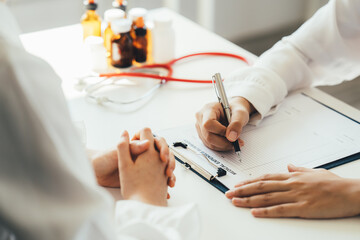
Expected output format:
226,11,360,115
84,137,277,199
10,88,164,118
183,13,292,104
225,164,360,219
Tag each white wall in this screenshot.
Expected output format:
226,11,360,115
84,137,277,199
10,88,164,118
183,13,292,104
7,0,164,33
213,0,306,41
7,0,327,41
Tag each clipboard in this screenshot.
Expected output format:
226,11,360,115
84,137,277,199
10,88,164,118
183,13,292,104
308,94,360,170
174,156,229,193
159,92,360,194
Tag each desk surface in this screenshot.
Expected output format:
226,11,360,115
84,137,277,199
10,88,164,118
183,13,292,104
20,8,360,240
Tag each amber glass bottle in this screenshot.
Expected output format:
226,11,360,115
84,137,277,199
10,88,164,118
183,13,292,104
133,17,148,63
81,0,101,40
128,8,147,40
104,9,125,58
111,19,133,68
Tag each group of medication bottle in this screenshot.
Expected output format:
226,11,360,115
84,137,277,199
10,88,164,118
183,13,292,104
81,0,175,71
108,8,150,68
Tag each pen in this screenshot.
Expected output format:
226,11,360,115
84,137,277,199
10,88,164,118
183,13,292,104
212,73,241,161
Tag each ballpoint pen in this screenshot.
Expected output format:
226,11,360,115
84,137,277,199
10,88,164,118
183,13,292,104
212,73,241,161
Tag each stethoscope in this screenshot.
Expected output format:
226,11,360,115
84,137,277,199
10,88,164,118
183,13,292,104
84,52,250,105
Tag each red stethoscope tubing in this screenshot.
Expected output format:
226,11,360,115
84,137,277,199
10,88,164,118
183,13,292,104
99,52,249,83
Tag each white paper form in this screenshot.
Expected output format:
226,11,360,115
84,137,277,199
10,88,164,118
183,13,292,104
157,93,360,189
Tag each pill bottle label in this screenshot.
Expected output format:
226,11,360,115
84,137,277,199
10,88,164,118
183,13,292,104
112,43,121,61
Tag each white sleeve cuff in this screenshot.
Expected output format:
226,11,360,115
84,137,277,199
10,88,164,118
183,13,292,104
114,200,200,240
225,66,288,121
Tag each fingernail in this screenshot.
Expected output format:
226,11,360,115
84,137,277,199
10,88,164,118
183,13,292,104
137,139,148,145
121,130,129,138
251,209,261,216
232,198,242,204
225,190,234,199
228,131,238,142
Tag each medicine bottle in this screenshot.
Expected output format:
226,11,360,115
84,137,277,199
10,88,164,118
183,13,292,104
128,8,147,39
111,19,133,68
128,8,153,63
152,15,175,63
104,9,125,58
84,36,107,72
133,17,148,63
81,0,101,40
112,0,127,13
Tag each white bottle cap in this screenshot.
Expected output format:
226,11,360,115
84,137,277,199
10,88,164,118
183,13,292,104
154,14,173,28
84,36,107,72
104,9,125,23
111,19,131,34
84,36,104,50
128,8,147,21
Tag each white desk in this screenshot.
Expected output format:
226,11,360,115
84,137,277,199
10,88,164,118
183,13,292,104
20,8,360,240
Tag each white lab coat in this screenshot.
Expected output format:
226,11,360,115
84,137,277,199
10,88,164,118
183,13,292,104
0,3,199,240
226,0,360,119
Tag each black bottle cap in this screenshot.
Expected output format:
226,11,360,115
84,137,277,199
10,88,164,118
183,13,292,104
135,27,147,36
84,1,98,10
112,0,127,11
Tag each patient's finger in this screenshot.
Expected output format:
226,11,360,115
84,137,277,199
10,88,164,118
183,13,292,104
154,137,170,163
234,173,291,187
287,164,314,173
232,191,293,208
168,173,176,188
131,131,140,141
133,128,155,145
166,152,176,177
251,203,300,218
117,131,133,169
129,140,150,158
226,180,289,199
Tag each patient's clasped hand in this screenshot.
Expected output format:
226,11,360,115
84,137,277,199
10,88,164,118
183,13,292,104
90,129,176,206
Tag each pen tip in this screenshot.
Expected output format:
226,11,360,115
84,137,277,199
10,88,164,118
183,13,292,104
236,152,241,161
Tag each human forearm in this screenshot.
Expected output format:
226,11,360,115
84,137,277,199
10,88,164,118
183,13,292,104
227,1,360,120
348,179,360,216
256,0,360,91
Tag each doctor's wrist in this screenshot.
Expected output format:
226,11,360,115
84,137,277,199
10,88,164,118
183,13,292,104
230,97,255,115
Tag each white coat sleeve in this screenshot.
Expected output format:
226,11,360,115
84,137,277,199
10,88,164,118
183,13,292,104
226,0,360,119
115,201,200,240
0,3,200,240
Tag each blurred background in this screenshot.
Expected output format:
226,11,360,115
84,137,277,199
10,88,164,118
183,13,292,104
7,0,360,109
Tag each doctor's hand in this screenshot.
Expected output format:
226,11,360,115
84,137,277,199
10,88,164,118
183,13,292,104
225,164,360,219
90,132,175,188
195,97,254,151
117,129,169,206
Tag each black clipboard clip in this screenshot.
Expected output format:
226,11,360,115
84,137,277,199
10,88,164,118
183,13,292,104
171,141,229,193
173,141,226,180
